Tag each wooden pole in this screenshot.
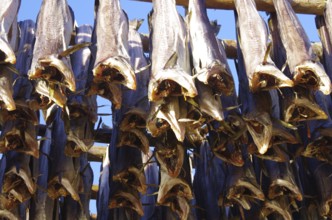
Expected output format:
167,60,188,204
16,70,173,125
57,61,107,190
134,0,325,15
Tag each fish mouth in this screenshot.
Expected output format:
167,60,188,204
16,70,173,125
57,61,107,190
248,144,289,162
196,61,235,96
148,68,197,101
109,191,144,216
29,55,76,92
271,124,299,146
244,111,273,154
47,177,80,202
0,39,16,64
147,98,185,142
88,80,122,109
262,200,293,220
2,167,36,203
112,166,147,194
162,196,190,220
251,64,294,92
35,79,67,108
120,108,147,130
268,179,303,201
224,179,265,210
0,126,39,157
284,95,327,122
93,56,136,90
156,142,184,178
212,146,244,167
0,209,18,220
294,61,332,95
117,129,149,154
157,172,193,205
303,129,332,162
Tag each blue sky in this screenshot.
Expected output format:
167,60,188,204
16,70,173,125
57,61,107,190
17,0,320,215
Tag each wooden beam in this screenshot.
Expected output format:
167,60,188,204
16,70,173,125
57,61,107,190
140,35,322,60
91,184,99,200
134,0,325,15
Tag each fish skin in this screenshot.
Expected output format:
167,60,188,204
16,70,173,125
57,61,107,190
234,0,293,92
0,0,20,64
148,0,197,101
92,0,136,90
28,0,76,108
65,25,96,156
188,0,234,96
273,0,332,95
0,65,15,111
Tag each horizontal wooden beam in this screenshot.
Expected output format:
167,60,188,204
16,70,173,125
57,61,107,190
140,35,322,60
134,0,325,15
91,184,99,200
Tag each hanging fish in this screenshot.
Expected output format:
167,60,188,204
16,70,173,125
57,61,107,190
188,0,234,96
234,0,293,92
273,0,331,95
148,0,197,101
28,0,76,108
92,0,136,91
65,25,97,156
0,0,20,64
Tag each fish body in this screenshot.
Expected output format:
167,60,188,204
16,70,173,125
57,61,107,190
148,0,197,101
273,0,331,94
93,0,135,90
235,0,292,92
188,0,234,96
0,0,20,64
29,0,75,107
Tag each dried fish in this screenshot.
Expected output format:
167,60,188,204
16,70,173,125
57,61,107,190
28,0,76,107
65,25,97,156
221,160,265,210
188,0,234,95
0,64,15,111
0,0,20,64
148,0,197,101
273,0,331,94
92,0,136,91
193,141,225,219
260,197,292,220
234,0,292,92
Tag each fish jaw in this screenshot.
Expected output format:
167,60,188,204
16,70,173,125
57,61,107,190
163,196,190,220
268,179,303,201
108,191,144,216
294,61,332,95
157,171,193,204
29,55,76,92
251,64,293,92
93,56,136,90
35,80,67,108
156,143,184,178
112,166,147,194
271,124,299,145
262,200,293,220
148,68,197,102
88,80,122,109
303,129,332,162
284,95,327,122
244,111,273,154
119,108,147,130
47,176,80,202
196,61,235,96
117,129,149,154
0,38,16,64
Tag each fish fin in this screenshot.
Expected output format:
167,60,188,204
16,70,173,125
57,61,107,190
281,60,288,72
164,52,178,69
263,42,272,65
58,42,91,58
210,20,221,35
135,63,151,74
130,19,144,31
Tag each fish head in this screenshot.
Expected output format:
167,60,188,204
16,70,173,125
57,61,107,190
112,166,147,194
294,61,332,95
251,64,293,92
261,200,293,220
156,143,184,178
109,191,144,216
120,108,147,130
163,196,190,220
93,56,136,90
303,129,332,162
244,111,272,154
117,129,149,154
271,124,299,146
206,62,235,96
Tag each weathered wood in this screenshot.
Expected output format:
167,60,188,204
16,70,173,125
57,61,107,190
134,0,325,15
91,185,99,200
